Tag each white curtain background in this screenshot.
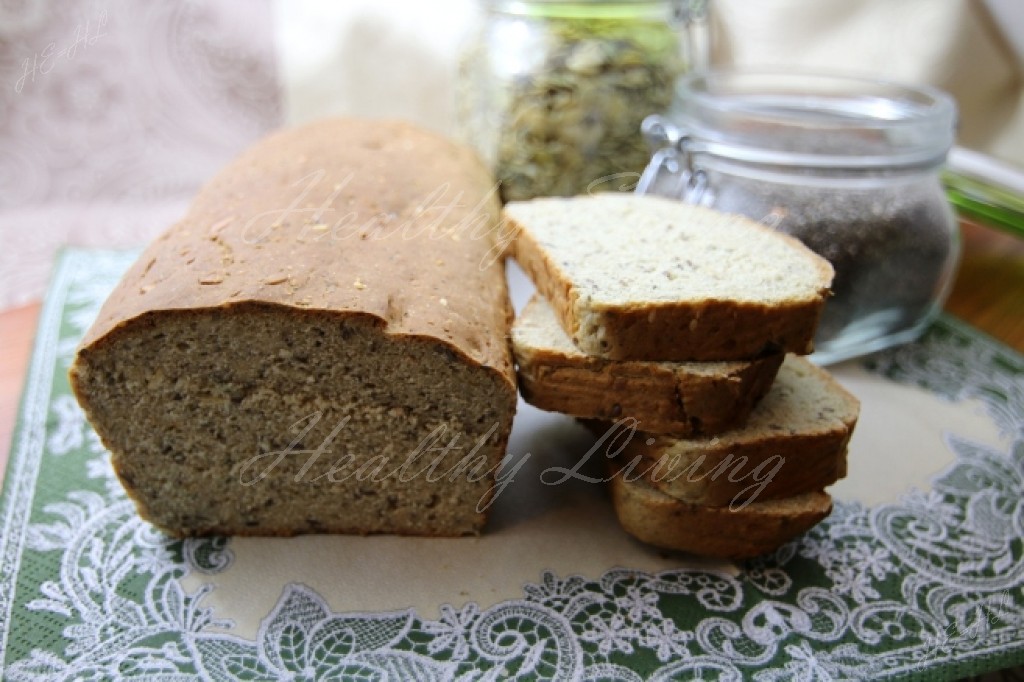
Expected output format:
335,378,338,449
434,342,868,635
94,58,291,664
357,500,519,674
276,0,1024,163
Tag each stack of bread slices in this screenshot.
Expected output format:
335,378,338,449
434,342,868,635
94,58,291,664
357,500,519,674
505,194,860,559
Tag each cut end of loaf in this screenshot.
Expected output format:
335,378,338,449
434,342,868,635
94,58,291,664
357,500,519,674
70,305,516,537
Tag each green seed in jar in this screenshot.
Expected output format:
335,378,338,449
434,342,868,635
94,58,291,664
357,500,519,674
488,17,686,202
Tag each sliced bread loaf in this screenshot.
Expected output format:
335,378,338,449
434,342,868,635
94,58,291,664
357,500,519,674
608,459,833,559
505,194,834,361
602,355,858,508
70,119,517,538
513,294,783,435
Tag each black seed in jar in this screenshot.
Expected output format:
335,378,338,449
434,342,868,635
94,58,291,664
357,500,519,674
709,174,957,346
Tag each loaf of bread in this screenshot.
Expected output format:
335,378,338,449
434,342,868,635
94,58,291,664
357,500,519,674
513,294,783,435
70,119,517,537
608,462,833,559
506,194,834,361
604,355,858,507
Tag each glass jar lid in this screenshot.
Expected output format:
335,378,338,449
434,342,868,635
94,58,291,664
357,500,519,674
663,71,957,169
489,0,700,20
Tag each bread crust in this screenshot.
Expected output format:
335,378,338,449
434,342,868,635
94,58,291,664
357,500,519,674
513,296,783,435
76,119,515,391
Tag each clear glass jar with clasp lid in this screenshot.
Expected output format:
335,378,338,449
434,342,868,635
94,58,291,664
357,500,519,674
639,71,961,365
457,0,709,202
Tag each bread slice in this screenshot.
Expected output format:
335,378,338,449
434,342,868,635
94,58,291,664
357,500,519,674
608,459,833,559
505,194,834,361
598,355,857,507
70,119,517,538
512,294,783,435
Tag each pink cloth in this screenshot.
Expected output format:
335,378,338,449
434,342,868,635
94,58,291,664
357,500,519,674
0,0,282,310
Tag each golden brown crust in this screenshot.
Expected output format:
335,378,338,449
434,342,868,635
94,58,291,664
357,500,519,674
577,298,826,361
78,118,515,392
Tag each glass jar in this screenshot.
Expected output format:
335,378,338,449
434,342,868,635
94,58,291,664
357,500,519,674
639,71,960,365
457,0,709,202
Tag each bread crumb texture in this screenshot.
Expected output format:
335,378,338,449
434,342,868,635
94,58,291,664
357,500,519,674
506,194,833,305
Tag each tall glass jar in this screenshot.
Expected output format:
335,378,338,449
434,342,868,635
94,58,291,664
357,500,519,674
639,71,960,364
458,0,708,202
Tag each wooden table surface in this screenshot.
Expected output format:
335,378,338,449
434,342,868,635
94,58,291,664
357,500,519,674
1,220,1023,486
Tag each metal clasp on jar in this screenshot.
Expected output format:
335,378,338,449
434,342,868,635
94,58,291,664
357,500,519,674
637,115,709,204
